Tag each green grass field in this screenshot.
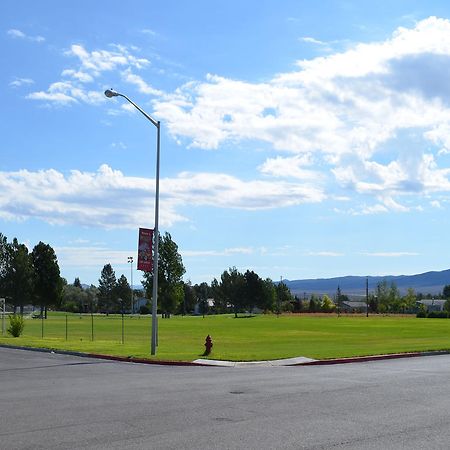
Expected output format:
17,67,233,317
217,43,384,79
1,313,450,361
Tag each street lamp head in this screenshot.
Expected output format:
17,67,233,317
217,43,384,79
104,89,119,98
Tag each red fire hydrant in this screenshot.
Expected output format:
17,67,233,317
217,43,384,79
204,335,213,355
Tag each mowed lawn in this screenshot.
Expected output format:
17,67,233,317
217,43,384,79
1,313,450,361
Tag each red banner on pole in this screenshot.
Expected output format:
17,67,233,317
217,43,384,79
137,228,153,272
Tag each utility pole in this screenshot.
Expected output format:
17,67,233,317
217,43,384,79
366,276,369,317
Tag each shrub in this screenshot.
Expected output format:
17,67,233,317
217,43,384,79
416,310,427,318
427,311,448,319
7,314,25,337
139,305,150,315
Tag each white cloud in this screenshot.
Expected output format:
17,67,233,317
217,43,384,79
182,247,253,257
28,44,151,106
27,80,105,105
362,252,420,257
66,44,149,76
61,69,94,83
111,141,127,150
151,17,450,211
300,37,328,45
306,251,344,257
0,165,325,229
141,29,158,36
122,69,163,96
7,28,45,42
259,154,318,180
56,246,134,267
9,77,34,88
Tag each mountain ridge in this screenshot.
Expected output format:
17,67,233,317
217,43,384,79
284,268,450,297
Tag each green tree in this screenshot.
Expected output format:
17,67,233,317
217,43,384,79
260,278,276,312
244,270,269,313
376,280,390,313
196,281,210,317
444,298,450,313
86,285,99,313
275,281,293,314
321,294,335,313
142,232,186,317
389,282,401,312
401,288,416,313
62,284,88,312
98,264,117,314
0,233,9,297
115,274,131,312
443,285,450,299
31,242,63,317
309,295,318,313
4,239,35,314
216,267,246,318
73,277,82,289
181,281,197,315
211,278,227,313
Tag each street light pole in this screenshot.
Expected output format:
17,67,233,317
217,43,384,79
128,256,134,314
105,89,160,355
0,298,5,336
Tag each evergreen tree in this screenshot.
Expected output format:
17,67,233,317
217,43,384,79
98,264,117,314
443,285,450,299
196,281,210,317
181,281,197,315
275,281,293,314
31,241,63,318
115,274,131,312
4,239,35,314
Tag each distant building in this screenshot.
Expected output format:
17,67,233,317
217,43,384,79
133,297,148,313
416,299,446,312
194,299,215,315
341,301,368,313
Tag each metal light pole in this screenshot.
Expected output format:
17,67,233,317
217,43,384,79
128,256,134,314
0,298,5,336
105,89,160,355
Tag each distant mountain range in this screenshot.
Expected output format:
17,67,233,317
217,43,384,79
283,269,450,297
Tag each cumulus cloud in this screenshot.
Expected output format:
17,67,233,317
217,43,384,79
27,81,104,105
151,17,450,212
0,165,324,229
27,44,155,106
66,44,149,76
259,154,318,180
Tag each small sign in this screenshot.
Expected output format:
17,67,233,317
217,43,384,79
137,228,153,272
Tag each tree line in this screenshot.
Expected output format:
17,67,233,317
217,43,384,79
4,230,450,317
0,233,63,317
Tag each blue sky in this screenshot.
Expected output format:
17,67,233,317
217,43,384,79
3,1,450,289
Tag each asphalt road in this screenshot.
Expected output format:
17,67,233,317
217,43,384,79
1,347,450,449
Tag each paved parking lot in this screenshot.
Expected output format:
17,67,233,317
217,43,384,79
2,347,450,449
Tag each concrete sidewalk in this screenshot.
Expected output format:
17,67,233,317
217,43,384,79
193,356,317,367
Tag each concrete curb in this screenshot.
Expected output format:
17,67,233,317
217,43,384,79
1,343,449,367
298,350,450,366
0,344,211,367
